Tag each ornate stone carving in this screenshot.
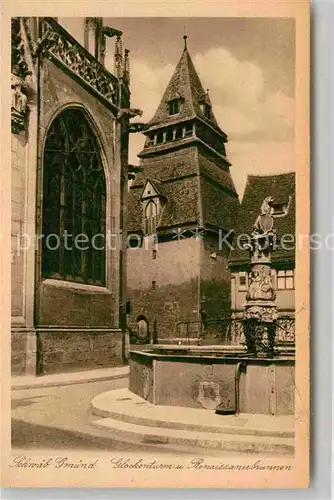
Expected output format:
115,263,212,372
11,75,29,134
39,18,119,107
230,319,245,345
117,108,143,121
11,18,31,133
243,196,276,264
197,381,221,410
243,318,276,357
242,196,279,357
244,303,279,323
276,317,295,344
246,266,276,301
128,122,149,133
11,18,31,80
253,196,275,234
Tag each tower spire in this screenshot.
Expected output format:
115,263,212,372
183,25,188,50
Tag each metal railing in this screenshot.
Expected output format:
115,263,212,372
173,315,295,347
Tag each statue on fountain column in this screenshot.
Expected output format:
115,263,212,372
253,196,274,234
243,196,278,357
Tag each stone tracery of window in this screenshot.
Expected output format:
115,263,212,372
42,108,106,285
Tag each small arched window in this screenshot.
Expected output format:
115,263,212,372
136,316,149,342
42,108,106,285
144,200,158,235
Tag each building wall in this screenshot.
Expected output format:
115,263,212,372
34,59,123,373
11,88,38,375
11,132,27,320
11,55,125,375
199,235,232,342
127,236,201,342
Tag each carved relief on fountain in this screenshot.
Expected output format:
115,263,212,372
246,265,276,302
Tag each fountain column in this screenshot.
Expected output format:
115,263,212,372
243,197,278,358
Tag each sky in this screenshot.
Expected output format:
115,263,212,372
59,17,295,198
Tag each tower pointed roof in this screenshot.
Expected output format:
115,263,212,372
147,39,222,133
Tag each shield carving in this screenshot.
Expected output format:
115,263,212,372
259,214,274,233
197,381,221,410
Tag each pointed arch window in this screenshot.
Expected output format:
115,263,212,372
42,108,106,286
144,200,158,235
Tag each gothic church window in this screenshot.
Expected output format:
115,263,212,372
42,107,106,286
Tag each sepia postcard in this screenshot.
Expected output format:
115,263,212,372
1,0,310,489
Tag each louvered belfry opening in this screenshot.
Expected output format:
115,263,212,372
42,108,106,286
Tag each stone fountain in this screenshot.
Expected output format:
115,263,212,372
128,196,295,416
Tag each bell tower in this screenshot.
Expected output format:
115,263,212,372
127,37,240,344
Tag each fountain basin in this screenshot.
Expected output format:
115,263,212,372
129,346,295,415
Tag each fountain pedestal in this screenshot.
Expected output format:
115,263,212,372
242,196,279,358
128,197,295,415
244,301,278,357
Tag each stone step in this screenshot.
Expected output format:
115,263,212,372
92,417,294,455
91,389,294,439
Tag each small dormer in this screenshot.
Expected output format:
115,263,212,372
201,102,212,120
166,93,184,117
140,179,167,235
199,90,213,121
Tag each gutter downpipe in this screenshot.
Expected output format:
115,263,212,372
235,360,247,415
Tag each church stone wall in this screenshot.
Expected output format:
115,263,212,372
11,133,27,320
199,235,232,342
10,59,124,375
127,237,201,342
11,117,37,375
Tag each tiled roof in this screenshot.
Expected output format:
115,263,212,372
127,44,239,237
229,172,296,267
127,147,240,234
200,178,240,232
198,153,237,195
133,147,198,187
147,48,223,135
127,175,199,233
